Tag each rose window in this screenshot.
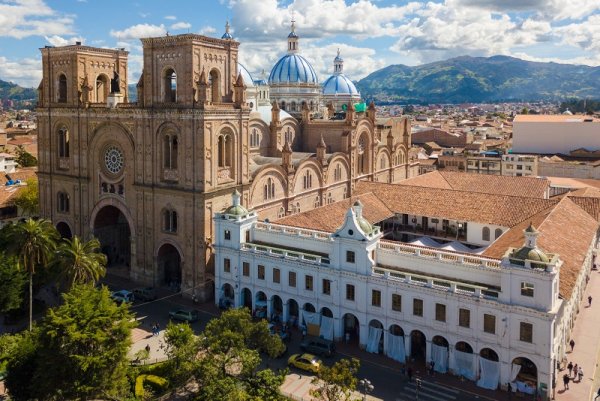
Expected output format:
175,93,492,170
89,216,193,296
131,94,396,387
104,145,124,174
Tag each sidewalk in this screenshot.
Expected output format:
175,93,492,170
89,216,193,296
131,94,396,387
280,373,380,401
555,270,600,401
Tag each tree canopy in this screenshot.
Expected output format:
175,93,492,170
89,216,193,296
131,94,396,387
11,178,39,216
310,358,361,401
53,236,107,289
14,145,37,167
0,254,26,314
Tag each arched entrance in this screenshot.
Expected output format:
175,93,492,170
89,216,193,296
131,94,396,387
390,324,404,337
303,303,316,313
254,291,267,319
455,341,473,353
367,320,384,354
219,283,234,309
241,288,252,309
93,205,131,276
511,357,538,391
157,243,182,290
287,299,299,326
343,313,360,344
431,335,449,373
321,307,333,318
478,348,500,390
410,330,426,361
56,222,72,239
455,342,476,381
480,348,499,362
271,295,283,322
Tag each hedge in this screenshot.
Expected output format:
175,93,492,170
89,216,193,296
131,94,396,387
135,374,169,399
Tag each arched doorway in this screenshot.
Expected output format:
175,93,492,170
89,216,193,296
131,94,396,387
455,342,476,381
56,222,72,239
241,288,252,309
432,335,449,373
410,330,426,361
219,283,234,309
455,341,473,353
511,357,538,391
390,324,405,337
343,313,360,344
271,295,283,322
321,307,333,318
480,348,499,362
478,348,500,390
367,320,384,354
255,291,267,319
157,243,182,290
93,205,131,276
303,303,315,313
287,299,299,326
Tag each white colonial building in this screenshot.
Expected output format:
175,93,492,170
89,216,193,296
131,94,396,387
214,175,600,400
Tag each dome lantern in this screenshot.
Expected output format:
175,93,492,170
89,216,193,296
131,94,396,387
334,48,344,75
221,20,233,40
287,17,299,54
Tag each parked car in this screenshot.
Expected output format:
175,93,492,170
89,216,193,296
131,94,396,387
299,337,335,357
111,290,134,304
287,353,322,374
132,287,156,302
169,309,199,322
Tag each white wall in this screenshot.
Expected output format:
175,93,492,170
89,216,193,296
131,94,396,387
513,121,600,155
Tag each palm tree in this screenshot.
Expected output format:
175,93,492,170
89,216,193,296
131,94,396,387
1,218,59,330
54,236,107,288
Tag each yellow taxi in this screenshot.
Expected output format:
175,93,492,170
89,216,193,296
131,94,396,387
287,353,322,374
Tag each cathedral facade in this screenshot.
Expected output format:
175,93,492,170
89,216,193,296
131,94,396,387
36,24,414,300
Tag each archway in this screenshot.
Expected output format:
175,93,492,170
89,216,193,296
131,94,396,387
303,303,315,313
93,205,131,276
56,222,72,239
219,283,234,309
95,74,109,103
410,330,426,361
157,243,182,290
455,342,476,381
390,324,404,337
431,335,450,373
241,288,252,309
511,357,538,391
287,299,299,326
255,291,267,319
480,348,499,362
321,307,333,318
455,341,473,353
271,295,283,322
343,313,360,344
367,320,384,354
478,348,500,390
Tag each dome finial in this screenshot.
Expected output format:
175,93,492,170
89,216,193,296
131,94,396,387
221,20,233,39
291,10,296,33
337,48,340,57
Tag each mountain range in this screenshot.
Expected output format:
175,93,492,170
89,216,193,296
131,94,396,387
0,79,37,103
356,55,600,104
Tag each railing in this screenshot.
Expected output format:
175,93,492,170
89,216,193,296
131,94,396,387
242,242,330,265
217,167,232,183
254,221,333,241
378,240,501,269
386,223,467,241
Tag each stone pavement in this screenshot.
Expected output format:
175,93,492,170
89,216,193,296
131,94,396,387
555,270,600,401
128,326,168,364
280,373,380,401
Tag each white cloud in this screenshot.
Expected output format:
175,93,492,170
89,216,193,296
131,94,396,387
556,14,600,54
199,26,217,35
0,56,42,88
170,22,191,31
44,35,85,47
164,15,177,20
110,24,167,40
0,0,75,39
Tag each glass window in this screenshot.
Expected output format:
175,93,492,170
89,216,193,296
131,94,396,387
273,268,280,284
346,250,355,263
483,314,496,334
520,322,533,343
392,294,402,312
305,275,313,291
413,299,423,317
223,258,230,273
521,282,534,297
346,284,355,301
224,230,231,240
435,303,446,322
372,289,381,307
257,265,265,280
288,271,296,287
323,279,331,295
243,262,250,277
459,308,470,328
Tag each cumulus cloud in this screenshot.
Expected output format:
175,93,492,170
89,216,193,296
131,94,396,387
0,56,42,87
110,23,167,40
170,22,191,31
44,35,85,47
199,26,217,35
455,0,600,20
164,15,177,20
0,0,75,39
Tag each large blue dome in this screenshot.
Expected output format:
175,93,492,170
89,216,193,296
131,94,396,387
237,63,255,87
268,54,318,85
322,74,359,95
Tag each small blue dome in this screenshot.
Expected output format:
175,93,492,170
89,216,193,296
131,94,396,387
269,54,318,84
238,63,255,87
322,74,359,95
222,32,233,39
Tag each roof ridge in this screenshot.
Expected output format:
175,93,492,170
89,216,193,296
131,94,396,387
437,171,454,189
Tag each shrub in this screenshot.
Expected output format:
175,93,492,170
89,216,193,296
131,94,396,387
135,374,169,399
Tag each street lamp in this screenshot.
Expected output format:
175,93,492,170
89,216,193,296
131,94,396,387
359,378,374,401
415,378,422,400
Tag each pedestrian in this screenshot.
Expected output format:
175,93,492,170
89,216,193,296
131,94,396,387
570,339,575,352
563,374,570,390
301,325,307,340
407,366,413,382
429,360,435,376
589,295,593,306
145,344,150,353
578,366,584,382
156,322,160,335
573,364,578,380
567,361,573,377
151,324,156,336
595,387,600,400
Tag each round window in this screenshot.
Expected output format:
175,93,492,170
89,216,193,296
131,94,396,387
348,229,354,236
104,145,124,175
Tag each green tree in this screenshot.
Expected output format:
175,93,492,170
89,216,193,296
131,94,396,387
11,178,39,216
163,321,197,384
0,254,26,314
310,358,361,401
1,218,59,330
4,329,40,401
31,285,135,400
14,145,37,167
53,236,107,289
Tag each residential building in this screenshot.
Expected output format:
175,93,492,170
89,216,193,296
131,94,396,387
466,155,502,175
0,152,17,173
501,154,538,177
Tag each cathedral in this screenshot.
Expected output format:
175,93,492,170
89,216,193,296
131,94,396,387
36,21,414,300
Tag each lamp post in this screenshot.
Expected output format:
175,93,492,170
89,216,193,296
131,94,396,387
415,378,422,400
359,378,374,401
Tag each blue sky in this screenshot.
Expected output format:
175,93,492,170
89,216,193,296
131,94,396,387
1,0,599,87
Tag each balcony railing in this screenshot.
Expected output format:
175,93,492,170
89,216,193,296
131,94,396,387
242,242,330,265
254,222,332,241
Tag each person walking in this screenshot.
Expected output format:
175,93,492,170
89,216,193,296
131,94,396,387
594,387,600,400
567,361,573,377
407,366,413,382
589,295,593,306
573,363,578,379
563,374,570,390
570,339,575,352
577,366,584,382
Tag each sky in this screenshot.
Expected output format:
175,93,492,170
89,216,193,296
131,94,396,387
1,0,600,88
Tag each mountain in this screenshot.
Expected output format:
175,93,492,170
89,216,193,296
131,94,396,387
356,55,600,104
0,79,37,102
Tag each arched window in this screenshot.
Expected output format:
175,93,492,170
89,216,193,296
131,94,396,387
380,156,387,170
343,187,348,199
278,207,285,218
163,134,178,169
57,192,69,213
334,164,342,181
327,192,333,204
58,126,69,158
284,127,293,145
482,226,490,241
250,129,260,148
495,228,503,240
58,74,67,103
209,69,220,103
217,132,233,168
303,170,313,190
296,202,300,214
314,196,320,208
357,134,369,174
290,101,297,112
280,101,286,110
164,68,177,102
163,209,178,233
95,74,109,103
263,178,275,201
310,101,314,111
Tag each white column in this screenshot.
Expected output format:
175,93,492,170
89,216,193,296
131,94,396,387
359,323,368,349
426,340,432,364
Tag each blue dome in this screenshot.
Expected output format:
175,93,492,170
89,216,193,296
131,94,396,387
237,63,255,87
322,74,359,95
269,54,318,84
222,32,233,39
